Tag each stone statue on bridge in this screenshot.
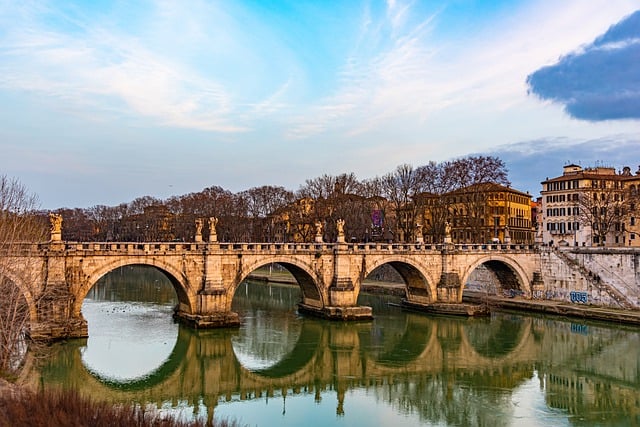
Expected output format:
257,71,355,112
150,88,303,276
336,219,345,243
315,220,323,243
208,217,218,242
195,218,203,242
444,221,452,244
49,213,62,241
415,223,424,243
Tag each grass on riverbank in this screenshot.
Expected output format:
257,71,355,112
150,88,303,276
0,387,243,427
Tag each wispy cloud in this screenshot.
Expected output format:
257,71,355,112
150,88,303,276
287,1,441,139
0,2,249,132
1,0,639,209
1,0,637,139
286,0,640,142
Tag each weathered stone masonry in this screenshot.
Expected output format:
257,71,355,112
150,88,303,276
6,240,640,341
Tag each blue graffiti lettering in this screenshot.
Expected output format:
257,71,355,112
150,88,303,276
569,291,588,304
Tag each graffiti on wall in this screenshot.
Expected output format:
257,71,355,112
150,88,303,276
569,291,589,304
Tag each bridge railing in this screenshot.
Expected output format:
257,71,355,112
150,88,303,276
0,242,43,255
36,241,537,255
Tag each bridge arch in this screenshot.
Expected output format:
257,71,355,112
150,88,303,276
234,257,324,306
0,267,38,325
460,255,532,296
362,256,437,302
75,259,197,317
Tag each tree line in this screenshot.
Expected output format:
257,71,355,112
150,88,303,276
53,156,510,243
0,156,506,375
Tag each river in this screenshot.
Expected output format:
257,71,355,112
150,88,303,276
20,266,640,426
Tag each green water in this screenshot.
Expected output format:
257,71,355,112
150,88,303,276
21,266,640,426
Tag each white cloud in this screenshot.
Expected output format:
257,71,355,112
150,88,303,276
0,2,255,132
284,0,640,146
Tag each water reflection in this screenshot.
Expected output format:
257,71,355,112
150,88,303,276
20,267,640,427
231,282,304,372
81,265,179,383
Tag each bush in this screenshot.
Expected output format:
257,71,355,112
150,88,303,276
0,387,242,427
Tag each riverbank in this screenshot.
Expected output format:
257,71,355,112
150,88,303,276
463,291,640,326
247,272,640,325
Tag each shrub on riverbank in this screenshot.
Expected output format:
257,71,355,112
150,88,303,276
0,387,241,427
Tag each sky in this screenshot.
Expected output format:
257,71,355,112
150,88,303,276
1,0,639,209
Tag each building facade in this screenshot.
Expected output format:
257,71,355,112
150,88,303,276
414,183,534,244
540,164,640,247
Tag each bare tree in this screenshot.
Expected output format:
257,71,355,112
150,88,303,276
440,155,509,189
382,164,427,242
414,162,452,243
238,186,295,241
54,208,94,241
578,182,627,246
0,175,48,376
298,173,358,200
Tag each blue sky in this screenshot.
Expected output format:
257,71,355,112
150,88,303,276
1,0,639,208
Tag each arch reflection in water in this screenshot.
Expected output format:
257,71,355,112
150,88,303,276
23,277,640,427
81,265,179,383
463,313,526,358
231,281,310,374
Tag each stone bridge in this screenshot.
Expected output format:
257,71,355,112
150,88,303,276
5,239,543,340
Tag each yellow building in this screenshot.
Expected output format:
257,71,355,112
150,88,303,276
415,183,533,244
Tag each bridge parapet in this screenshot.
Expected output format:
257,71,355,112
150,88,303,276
43,241,537,256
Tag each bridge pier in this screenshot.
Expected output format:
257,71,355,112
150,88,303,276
436,272,462,302
298,303,373,320
28,243,89,340
297,244,373,321
298,284,373,320
174,289,240,328
403,271,489,316
29,315,88,341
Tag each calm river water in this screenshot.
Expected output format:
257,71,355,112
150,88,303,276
21,266,640,426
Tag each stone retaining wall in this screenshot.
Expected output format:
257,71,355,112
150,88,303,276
540,248,640,309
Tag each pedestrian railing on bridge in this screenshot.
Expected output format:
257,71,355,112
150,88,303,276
7,241,537,255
